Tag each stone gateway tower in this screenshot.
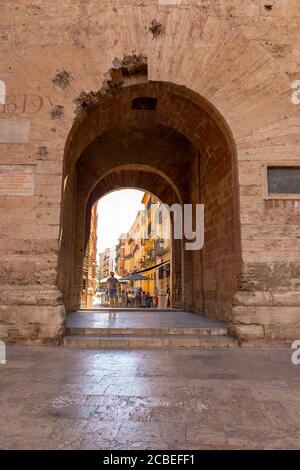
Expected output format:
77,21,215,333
0,1,299,345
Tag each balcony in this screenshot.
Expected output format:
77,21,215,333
154,239,169,257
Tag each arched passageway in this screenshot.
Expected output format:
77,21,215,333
78,173,182,311
59,78,241,323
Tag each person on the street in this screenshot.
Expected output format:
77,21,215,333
141,291,147,308
146,292,153,308
154,286,159,308
167,284,171,308
126,292,131,307
136,288,142,307
107,272,119,307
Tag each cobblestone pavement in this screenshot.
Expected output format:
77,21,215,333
0,346,299,449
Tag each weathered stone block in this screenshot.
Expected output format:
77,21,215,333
0,324,8,338
230,324,265,341
233,291,272,306
271,291,300,306
232,305,300,340
0,305,65,337
0,119,30,143
0,287,63,306
8,325,39,339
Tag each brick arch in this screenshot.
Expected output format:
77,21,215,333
87,164,183,207
65,130,190,311
59,79,241,322
85,167,182,267
63,80,237,178
79,168,183,312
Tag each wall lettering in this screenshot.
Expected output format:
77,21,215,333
0,94,53,115
0,165,35,196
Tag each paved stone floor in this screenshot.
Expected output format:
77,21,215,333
0,345,300,449
67,310,227,329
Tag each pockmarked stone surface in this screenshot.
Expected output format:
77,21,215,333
0,119,30,143
0,165,35,196
0,1,300,345
0,345,299,450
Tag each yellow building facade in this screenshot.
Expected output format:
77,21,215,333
115,192,171,300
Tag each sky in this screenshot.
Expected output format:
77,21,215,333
97,189,145,254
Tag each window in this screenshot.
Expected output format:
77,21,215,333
132,97,157,110
263,164,300,199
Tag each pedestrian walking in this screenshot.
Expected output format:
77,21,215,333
136,289,142,307
107,272,119,307
154,286,159,308
167,284,171,308
146,292,153,308
141,291,147,308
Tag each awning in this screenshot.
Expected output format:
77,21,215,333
135,260,171,274
121,273,153,281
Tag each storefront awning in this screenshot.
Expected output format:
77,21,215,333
135,260,171,274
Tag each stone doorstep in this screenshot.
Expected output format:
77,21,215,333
66,327,229,336
63,334,238,349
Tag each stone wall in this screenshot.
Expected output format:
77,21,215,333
0,0,299,344
189,145,239,322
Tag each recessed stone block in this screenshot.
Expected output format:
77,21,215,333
158,0,182,4
0,119,30,143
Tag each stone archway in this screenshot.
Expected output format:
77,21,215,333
58,71,241,325
76,170,184,312
1,5,299,346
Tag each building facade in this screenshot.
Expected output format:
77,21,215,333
0,1,300,345
80,204,98,308
115,234,127,277
98,247,115,280
114,193,171,297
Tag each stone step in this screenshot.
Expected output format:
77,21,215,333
66,326,228,336
63,334,238,349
